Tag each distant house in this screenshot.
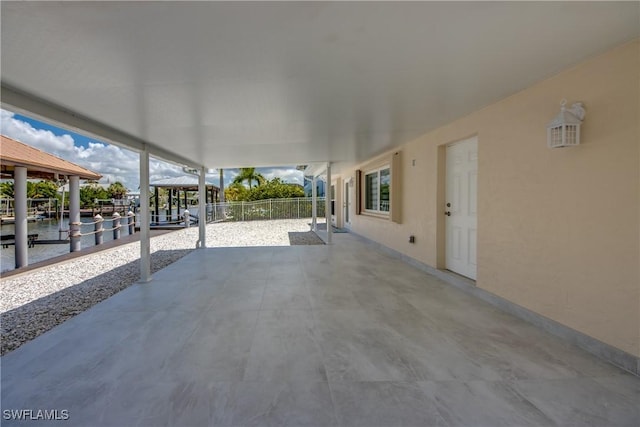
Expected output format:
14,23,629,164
303,177,325,198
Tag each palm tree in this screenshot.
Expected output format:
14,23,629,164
233,167,264,189
0,182,14,198
107,181,128,199
224,182,249,201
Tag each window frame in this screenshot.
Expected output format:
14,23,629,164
363,165,391,215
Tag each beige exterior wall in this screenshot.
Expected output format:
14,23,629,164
343,40,640,357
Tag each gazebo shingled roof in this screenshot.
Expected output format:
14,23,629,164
0,135,102,180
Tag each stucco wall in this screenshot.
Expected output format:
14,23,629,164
344,39,639,357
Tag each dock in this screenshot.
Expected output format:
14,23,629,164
0,215,47,225
1,234,39,248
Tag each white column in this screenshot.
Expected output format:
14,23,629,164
198,166,206,248
311,176,317,232
219,168,225,202
14,167,28,268
69,175,81,252
139,147,151,282
326,162,332,244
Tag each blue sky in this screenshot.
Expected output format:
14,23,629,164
1,109,303,191
13,113,96,149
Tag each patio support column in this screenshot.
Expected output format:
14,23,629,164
168,188,173,221
69,175,81,252
326,162,332,244
311,176,317,232
198,166,206,248
184,189,188,211
14,166,28,268
219,169,225,203
139,146,151,282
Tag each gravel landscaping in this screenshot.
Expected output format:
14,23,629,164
1,219,323,355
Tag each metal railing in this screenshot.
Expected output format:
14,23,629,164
207,197,326,222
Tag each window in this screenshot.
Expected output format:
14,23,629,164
330,185,336,215
364,166,390,213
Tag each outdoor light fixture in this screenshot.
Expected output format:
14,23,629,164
547,99,586,148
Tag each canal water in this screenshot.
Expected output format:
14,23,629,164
1,217,121,273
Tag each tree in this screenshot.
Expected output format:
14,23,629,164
232,167,265,189
107,181,128,199
0,182,14,198
0,180,58,199
247,177,305,201
31,181,59,199
224,182,249,201
79,183,108,207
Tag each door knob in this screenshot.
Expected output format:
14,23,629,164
445,211,451,216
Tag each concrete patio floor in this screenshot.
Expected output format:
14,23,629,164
1,233,638,426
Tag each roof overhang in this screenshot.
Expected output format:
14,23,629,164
2,2,638,174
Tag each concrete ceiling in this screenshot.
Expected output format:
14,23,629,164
1,2,638,173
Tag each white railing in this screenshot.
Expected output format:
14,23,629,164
139,197,327,226
207,197,326,222
0,197,59,219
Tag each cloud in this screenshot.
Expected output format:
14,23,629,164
258,167,304,185
1,110,303,191
1,109,183,190
1,109,75,155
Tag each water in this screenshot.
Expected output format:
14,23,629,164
1,217,121,273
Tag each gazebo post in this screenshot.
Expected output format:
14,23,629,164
69,175,81,252
154,186,159,224
168,188,173,221
14,166,28,268
183,188,188,211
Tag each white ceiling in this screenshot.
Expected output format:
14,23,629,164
1,2,638,173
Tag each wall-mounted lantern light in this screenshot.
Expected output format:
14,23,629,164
547,99,586,148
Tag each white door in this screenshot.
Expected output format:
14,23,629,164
445,137,478,280
344,181,351,227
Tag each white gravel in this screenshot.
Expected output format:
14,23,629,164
1,219,322,354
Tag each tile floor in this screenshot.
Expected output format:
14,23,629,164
1,234,638,426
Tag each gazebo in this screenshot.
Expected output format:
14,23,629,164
149,176,219,225
0,135,102,268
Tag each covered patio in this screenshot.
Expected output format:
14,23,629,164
1,2,639,425
2,232,637,425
